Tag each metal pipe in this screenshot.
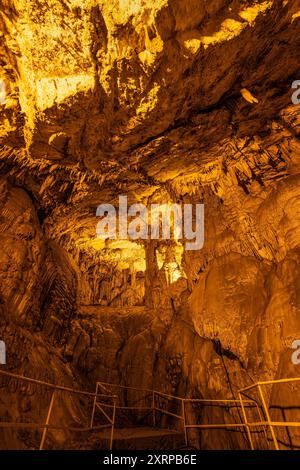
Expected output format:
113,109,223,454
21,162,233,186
90,383,98,428
238,391,254,450
240,377,300,393
182,399,188,446
109,398,117,451
184,398,255,404
95,403,113,425
0,370,113,399
255,402,269,447
155,408,183,420
257,384,279,450
185,423,246,429
0,423,112,431
39,391,55,451
152,391,156,427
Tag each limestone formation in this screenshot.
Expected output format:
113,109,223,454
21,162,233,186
0,0,300,450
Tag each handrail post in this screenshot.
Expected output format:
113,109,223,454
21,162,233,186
257,384,279,450
90,383,98,428
181,399,188,446
254,402,269,447
238,392,254,450
39,390,55,450
152,391,156,427
109,397,117,450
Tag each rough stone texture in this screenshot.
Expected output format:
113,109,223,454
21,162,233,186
0,0,300,450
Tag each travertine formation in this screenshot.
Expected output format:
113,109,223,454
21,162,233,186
0,0,300,449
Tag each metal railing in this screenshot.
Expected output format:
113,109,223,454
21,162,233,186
0,370,117,450
239,377,300,450
97,379,300,450
1,371,300,450
90,382,117,450
96,382,260,449
183,398,264,450
95,382,187,444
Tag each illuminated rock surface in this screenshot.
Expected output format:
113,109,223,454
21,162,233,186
0,0,300,449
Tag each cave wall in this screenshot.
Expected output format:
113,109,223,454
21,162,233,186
0,0,300,451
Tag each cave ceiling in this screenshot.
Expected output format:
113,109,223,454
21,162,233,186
0,0,300,259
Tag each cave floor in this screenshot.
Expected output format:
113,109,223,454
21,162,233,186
65,427,185,451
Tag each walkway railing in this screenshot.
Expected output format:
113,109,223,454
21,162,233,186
96,381,259,449
239,377,300,450
183,398,264,450
1,371,300,450
0,370,117,450
97,379,300,450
